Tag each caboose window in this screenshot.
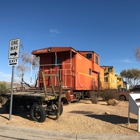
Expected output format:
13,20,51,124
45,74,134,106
54,59,61,65
86,53,92,59
95,56,98,64
108,68,112,72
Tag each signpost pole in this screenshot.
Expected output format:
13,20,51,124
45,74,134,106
8,38,20,120
9,65,15,120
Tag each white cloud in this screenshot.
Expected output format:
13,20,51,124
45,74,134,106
0,72,11,82
110,59,137,63
49,29,59,34
120,59,134,63
0,72,11,78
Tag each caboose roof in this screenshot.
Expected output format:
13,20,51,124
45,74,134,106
32,47,77,55
77,50,99,56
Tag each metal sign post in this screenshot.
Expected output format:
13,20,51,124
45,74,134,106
9,66,15,120
8,38,20,120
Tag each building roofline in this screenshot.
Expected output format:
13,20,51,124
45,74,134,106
32,46,77,55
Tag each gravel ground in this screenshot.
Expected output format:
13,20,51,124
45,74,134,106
0,100,138,135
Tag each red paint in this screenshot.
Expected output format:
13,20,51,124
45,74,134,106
32,47,104,101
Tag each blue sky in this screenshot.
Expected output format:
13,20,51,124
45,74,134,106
0,0,140,83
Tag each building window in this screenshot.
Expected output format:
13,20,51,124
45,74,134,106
108,68,112,72
104,77,108,82
86,53,92,59
117,77,121,81
89,68,92,75
95,56,98,64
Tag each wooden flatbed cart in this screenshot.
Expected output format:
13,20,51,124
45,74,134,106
1,72,68,122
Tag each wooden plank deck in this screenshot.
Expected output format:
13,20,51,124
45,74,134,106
1,90,66,101
2,92,46,97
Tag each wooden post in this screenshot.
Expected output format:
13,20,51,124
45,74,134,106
56,73,62,119
56,82,62,119
138,106,140,132
42,72,47,98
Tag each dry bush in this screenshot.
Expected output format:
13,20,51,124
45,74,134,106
0,96,8,105
100,89,119,101
0,82,9,106
0,82,10,94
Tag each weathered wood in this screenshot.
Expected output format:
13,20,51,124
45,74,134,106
1,73,68,103
1,90,66,101
42,72,48,98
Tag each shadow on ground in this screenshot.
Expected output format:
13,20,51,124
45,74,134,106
0,106,58,121
69,110,137,124
0,107,31,120
86,114,137,124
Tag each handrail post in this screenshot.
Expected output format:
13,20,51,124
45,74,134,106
42,72,48,98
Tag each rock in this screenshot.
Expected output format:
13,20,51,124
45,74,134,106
107,99,119,106
105,112,110,115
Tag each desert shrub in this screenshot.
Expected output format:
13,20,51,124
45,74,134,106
100,89,119,101
89,91,98,104
0,82,9,94
0,96,8,105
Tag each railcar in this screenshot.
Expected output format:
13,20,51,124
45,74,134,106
32,47,104,102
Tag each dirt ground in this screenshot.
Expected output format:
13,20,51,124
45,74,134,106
0,100,139,135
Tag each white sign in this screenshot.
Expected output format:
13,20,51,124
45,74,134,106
128,93,140,132
9,58,18,66
8,39,20,59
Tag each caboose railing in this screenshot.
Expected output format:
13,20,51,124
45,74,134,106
41,72,61,98
42,69,72,88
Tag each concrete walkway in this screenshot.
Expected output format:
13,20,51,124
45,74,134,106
0,124,140,140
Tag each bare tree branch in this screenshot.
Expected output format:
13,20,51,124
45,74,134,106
17,52,39,88
135,47,140,61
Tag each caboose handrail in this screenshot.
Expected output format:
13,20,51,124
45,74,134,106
41,72,61,98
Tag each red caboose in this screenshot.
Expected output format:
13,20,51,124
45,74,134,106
32,47,104,102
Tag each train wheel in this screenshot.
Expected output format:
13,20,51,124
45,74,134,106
119,95,126,101
30,104,46,122
74,92,82,101
47,102,63,116
81,91,85,99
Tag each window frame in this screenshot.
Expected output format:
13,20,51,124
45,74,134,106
95,56,99,64
108,68,112,72
54,59,62,66
86,53,92,60
104,77,108,82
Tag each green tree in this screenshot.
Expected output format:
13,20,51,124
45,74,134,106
120,68,140,87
